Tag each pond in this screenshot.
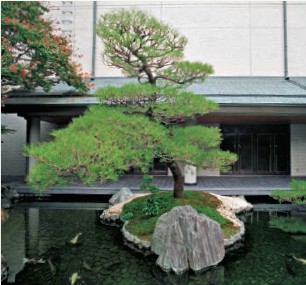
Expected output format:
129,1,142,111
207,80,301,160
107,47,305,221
1,201,306,285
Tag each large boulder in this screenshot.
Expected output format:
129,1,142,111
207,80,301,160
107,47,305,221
151,205,225,274
109,187,133,205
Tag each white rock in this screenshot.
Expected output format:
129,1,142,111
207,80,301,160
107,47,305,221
151,206,225,274
212,194,253,214
109,187,134,205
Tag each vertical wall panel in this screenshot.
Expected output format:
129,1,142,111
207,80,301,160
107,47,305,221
290,124,306,176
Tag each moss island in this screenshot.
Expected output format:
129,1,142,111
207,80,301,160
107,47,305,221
121,191,240,241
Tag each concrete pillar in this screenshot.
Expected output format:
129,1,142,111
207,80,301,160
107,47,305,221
26,117,40,173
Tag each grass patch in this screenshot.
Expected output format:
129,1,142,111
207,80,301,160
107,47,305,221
122,191,239,241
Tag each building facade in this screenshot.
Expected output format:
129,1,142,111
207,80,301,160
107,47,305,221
47,1,306,77
2,1,306,181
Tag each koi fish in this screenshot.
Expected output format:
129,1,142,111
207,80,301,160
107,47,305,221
69,233,82,245
292,255,306,265
69,272,80,285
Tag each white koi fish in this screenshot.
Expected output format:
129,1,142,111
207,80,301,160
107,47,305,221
69,233,82,245
69,272,80,285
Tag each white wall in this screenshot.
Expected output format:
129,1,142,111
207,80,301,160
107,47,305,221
287,1,306,76
48,1,306,77
290,124,306,177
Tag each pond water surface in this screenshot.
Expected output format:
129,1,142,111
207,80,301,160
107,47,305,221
2,202,306,285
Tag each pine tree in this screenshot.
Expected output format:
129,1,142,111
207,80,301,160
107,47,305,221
25,9,237,198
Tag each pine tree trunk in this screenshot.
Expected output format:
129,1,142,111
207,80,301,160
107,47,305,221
167,160,184,198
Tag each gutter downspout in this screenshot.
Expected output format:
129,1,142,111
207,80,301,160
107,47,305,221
283,1,289,80
91,1,97,80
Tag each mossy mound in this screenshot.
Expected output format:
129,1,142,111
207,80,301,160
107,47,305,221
121,191,239,241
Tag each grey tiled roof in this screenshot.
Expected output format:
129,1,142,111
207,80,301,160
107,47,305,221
190,77,306,105
6,76,306,106
189,77,306,95
289,77,306,87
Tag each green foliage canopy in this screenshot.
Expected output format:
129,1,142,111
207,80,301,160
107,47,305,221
25,106,167,190
97,9,213,85
95,84,236,173
95,83,218,124
1,1,88,93
25,104,236,190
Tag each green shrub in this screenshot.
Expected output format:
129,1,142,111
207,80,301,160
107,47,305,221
140,175,160,194
271,180,306,204
121,212,134,223
142,196,160,217
139,175,160,217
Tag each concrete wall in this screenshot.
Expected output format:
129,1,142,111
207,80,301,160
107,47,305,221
48,1,306,77
1,114,59,181
290,124,306,177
